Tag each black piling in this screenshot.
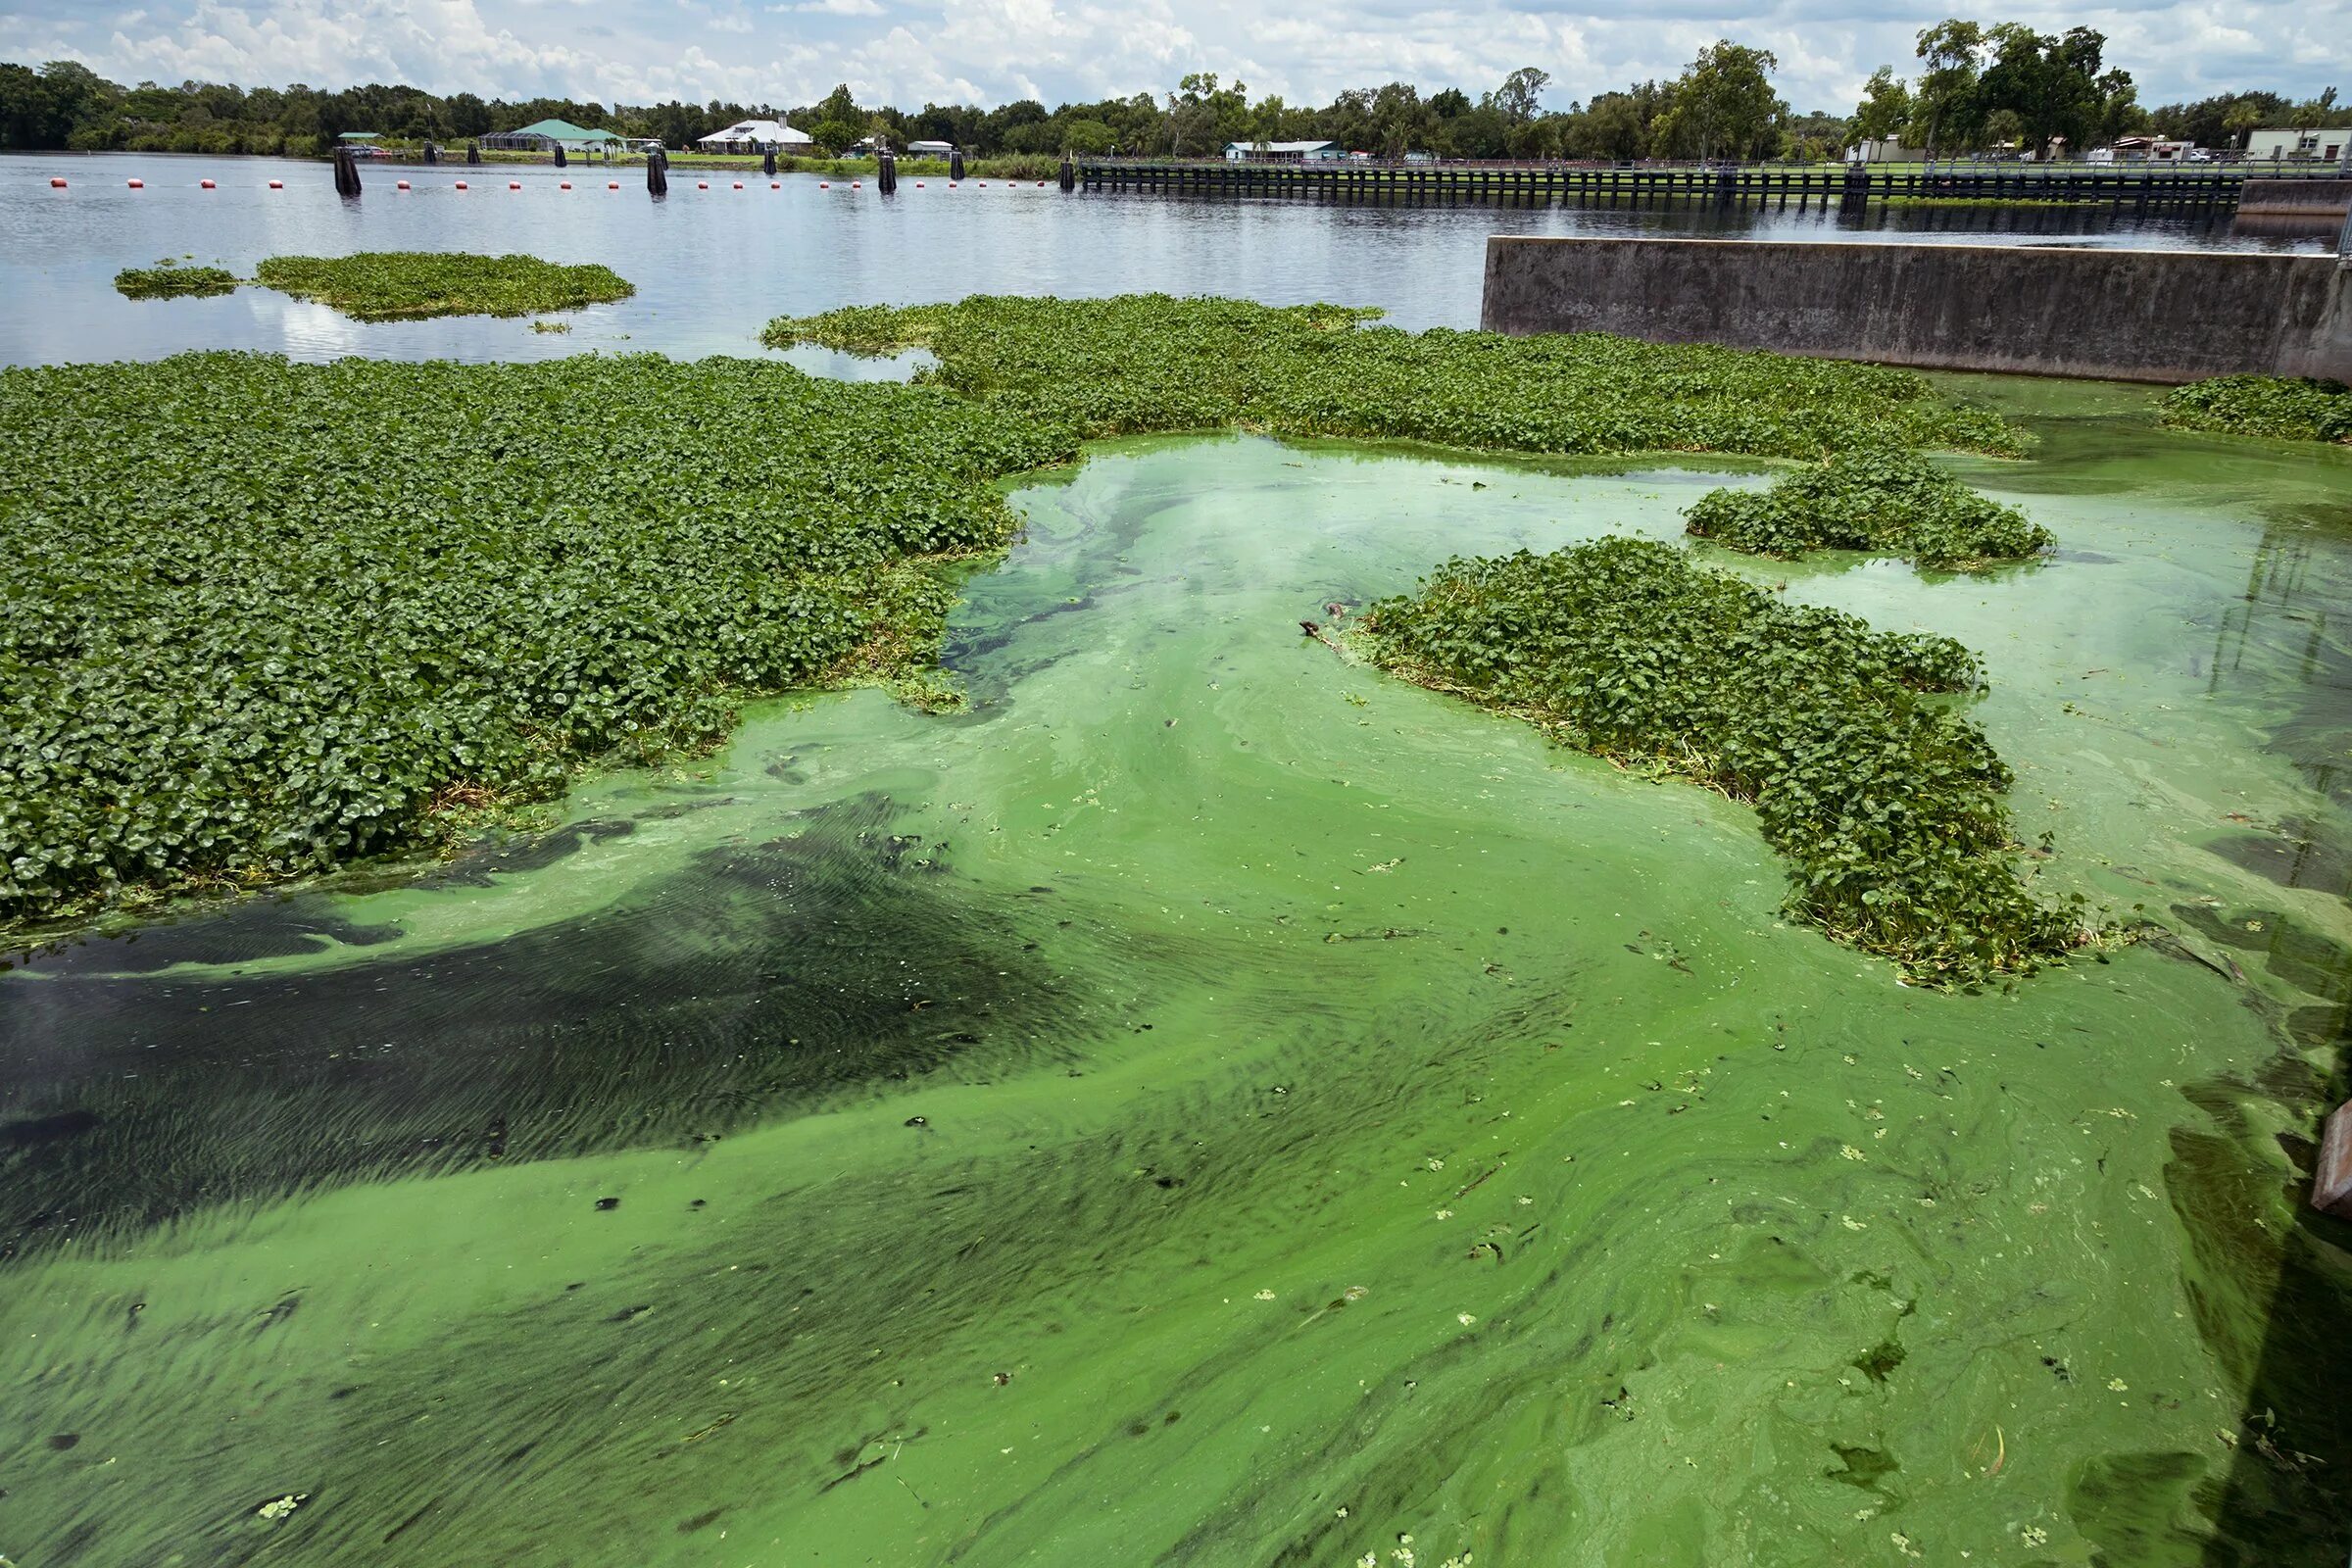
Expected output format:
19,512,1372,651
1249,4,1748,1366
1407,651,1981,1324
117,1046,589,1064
554,143,567,170
332,144,362,198
647,147,669,198
1058,156,1075,193
466,140,481,166
1839,162,1871,217
950,148,965,182
763,147,778,178
423,141,440,165
879,151,898,194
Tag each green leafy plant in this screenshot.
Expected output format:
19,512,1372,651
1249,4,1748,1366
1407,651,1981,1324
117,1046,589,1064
1357,537,2083,985
113,263,238,299
764,295,2026,461
2158,375,2352,444
252,253,635,321
1683,447,2052,569
0,352,1072,927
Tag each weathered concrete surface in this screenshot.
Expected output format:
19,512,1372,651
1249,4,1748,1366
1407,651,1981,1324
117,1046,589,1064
1482,237,2352,384
2238,177,2352,217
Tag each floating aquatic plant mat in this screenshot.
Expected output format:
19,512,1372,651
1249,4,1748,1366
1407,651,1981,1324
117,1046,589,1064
4,303,2049,970
113,252,634,319
112,262,237,299
763,294,2027,459
2159,373,2352,445
1357,537,2084,985
1683,446,2051,570
251,252,634,320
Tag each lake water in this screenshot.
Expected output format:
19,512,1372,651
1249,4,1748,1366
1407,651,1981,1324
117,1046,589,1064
1,150,2330,367
4,151,2352,1567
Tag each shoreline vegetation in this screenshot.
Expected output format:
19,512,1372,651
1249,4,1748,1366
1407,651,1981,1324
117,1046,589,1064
2159,374,2352,444
7,294,2071,982
1355,539,2085,985
113,252,635,320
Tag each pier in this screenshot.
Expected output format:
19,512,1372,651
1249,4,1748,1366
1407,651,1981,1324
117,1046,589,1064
1077,157,2349,214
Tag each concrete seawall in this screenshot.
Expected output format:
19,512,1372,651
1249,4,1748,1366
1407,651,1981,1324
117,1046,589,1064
2238,177,2352,217
1481,238,2352,384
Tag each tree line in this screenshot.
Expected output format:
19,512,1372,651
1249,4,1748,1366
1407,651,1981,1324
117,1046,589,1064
2,28,2341,164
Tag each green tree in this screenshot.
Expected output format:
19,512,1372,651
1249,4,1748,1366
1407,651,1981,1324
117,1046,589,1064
1909,20,1985,155
1489,67,1551,125
1848,67,1914,148
1654,41,1784,161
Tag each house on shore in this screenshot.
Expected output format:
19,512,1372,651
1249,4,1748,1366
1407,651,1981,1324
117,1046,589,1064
481,118,631,153
1224,140,1340,162
698,119,815,155
906,139,956,158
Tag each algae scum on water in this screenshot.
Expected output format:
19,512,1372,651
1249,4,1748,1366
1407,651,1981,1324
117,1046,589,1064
5,297,2352,1566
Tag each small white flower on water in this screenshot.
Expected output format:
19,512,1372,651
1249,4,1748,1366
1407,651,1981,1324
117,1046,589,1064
1253,1289,1276,1301
1434,1208,1453,1221
1840,1145,1865,1160
2108,1378,2128,1392
1456,1312,1477,1326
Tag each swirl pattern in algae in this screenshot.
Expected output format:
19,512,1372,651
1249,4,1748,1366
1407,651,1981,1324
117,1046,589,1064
3,401,2351,1565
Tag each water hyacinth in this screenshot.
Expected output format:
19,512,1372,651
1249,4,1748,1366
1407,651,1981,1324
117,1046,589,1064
766,294,2026,461
251,252,635,320
1358,537,2082,985
2157,374,2352,445
1682,447,2053,570
0,351,1072,925
113,263,238,299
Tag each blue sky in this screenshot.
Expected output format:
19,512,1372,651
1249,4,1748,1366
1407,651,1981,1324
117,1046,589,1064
3,0,2343,115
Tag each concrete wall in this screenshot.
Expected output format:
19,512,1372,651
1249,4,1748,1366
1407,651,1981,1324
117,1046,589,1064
1482,237,2352,384
2237,177,2352,217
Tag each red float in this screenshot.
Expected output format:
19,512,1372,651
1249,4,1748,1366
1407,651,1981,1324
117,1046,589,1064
508,180,521,190
200,178,216,189
396,179,411,190
268,179,283,189
455,180,468,190
608,180,618,189
49,177,66,188
126,178,143,188
698,180,710,189
560,180,572,190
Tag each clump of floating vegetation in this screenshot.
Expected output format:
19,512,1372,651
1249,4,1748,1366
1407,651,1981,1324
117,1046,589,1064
113,263,238,299
2158,374,2351,445
1683,447,2052,570
764,294,2026,460
0,351,1071,925
251,252,635,321
1357,537,2083,985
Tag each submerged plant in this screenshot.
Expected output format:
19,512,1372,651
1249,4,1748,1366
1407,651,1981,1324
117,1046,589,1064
2158,375,2352,445
253,252,635,321
765,294,2026,461
113,263,237,299
1683,447,2052,569
1358,537,2082,985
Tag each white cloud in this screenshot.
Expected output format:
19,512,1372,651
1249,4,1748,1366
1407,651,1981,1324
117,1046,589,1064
4,0,2345,113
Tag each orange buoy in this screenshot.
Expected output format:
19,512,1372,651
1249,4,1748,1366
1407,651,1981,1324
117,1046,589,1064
455,180,468,190
508,180,521,190
698,180,710,189
731,180,743,189
268,179,283,189
49,177,66,188
608,180,618,189
770,181,780,189
200,178,216,189
126,178,143,188
819,180,829,188
396,179,411,190
560,180,571,190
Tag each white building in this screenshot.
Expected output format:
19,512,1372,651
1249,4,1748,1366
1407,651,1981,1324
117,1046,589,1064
2244,126,2347,163
697,119,814,154
1224,140,1340,162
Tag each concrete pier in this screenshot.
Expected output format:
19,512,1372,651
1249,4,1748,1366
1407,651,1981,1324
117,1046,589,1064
1480,236,2352,384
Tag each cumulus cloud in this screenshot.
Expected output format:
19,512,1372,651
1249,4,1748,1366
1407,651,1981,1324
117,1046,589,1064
2,0,2343,112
